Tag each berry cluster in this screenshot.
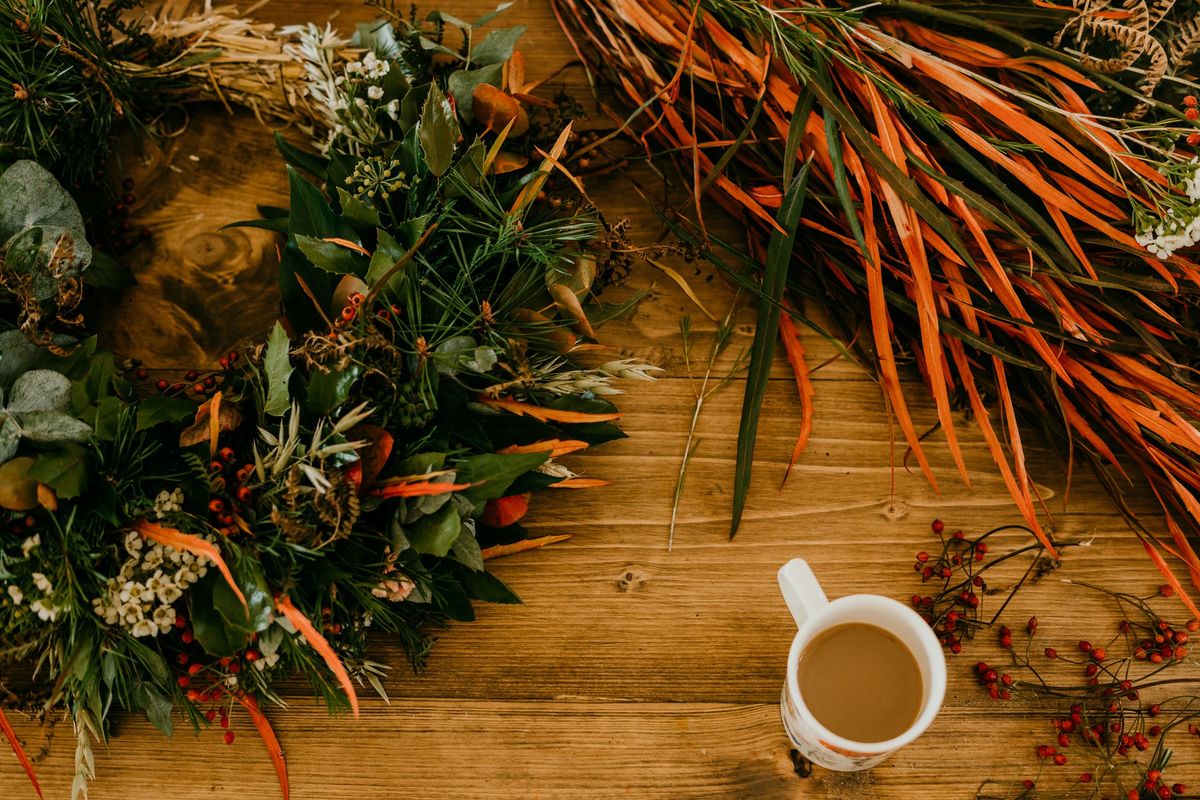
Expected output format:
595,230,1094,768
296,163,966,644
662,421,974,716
131,351,238,399
208,446,257,537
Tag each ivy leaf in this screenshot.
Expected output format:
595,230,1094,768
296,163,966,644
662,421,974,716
407,504,462,556
418,83,460,178
136,395,196,431
132,683,174,737
455,451,548,504
263,322,294,417
471,26,526,66
336,188,381,229
6,369,71,413
26,443,89,497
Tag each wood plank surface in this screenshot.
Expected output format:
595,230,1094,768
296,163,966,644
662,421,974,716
3,1,1196,799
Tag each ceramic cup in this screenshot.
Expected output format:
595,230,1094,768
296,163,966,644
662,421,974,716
777,558,946,771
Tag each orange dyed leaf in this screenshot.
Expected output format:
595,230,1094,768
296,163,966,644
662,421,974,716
499,439,589,458
1142,537,1200,619
482,534,572,560
275,596,359,717
368,481,474,498
135,519,247,613
478,395,621,423
0,707,43,800
235,693,289,800
548,477,610,489
778,311,813,485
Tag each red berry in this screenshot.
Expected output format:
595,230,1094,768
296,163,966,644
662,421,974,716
219,356,229,369
204,376,216,388
185,370,199,381
237,486,253,503
1044,647,1058,659
205,710,216,722
931,519,945,534
1027,616,1038,635
188,663,203,676
1079,773,1092,783
228,351,239,363
1023,780,1035,789
181,630,194,644
220,715,230,729
224,731,235,745
1188,108,1200,121
1161,584,1176,597
155,379,169,391
1187,95,1198,107
1150,725,1162,736
1188,619,1200,632
915,551,929,563
1092,647,1107,661
218,447,236,463
1078,640,1092,653
1189,132,1200,146
208,499,225,514
1173,784,1187,795
1053,754,1067,766
229,661,241,674
177,676,190,688
244,649,261,662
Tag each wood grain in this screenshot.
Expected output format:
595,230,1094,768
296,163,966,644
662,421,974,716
2,2,1195,799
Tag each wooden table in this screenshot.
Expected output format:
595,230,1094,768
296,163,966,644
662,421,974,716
2,2,1192,797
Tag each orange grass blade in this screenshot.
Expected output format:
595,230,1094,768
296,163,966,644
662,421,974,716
482,534,572,560
235,693,290,800
477,395,621,423
778,311,814,485
1163,511,1200,594
275,596,359,717
548,478,610,488
208,391,222,459
499,439,590,458
368,481,474,498
1141,536,1200,619
321,238,370,256
134,518,247,613
0,707,43,800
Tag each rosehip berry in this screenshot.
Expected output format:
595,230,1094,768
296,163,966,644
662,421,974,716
915,551,929,563
1078,640,1092,653
181,630,194,644
1027,616,1038,635
1045,647,1058,659
205,710,216,723
1161,584,1176,597
177,676,190,688
931,519,945,534
244,649,261,662
220,714,230,729
1079,773,1092,783
1053,754,1067,766
224,731,235,745
1174,784,1187,795
1092,647,1107,661
185,370,199,381
155,379,169,391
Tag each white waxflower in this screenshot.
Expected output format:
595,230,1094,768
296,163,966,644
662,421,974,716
30,599,58,622
367,85,385,100
152,605,177,633
20,534,40,558
125,531,144,554
386,99,400,120
158,583,183,604
6,585,23,605
253,651,281,671
130,619,157,638
31,573,52,594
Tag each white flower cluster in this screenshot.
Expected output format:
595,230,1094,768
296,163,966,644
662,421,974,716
1136,159,1200,259
91,531,211,638
346,51,391,80
153,488,184,519
2,535,61,621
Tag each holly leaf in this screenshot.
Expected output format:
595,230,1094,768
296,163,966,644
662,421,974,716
407,504,462,556
263,322,294,417
418,83,460,178
136,395,196,431
295,234,367,275
26,443,89,497
305,364,361,415
336,188,381,229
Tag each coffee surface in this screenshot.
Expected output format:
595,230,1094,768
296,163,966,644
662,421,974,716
796,622,923,743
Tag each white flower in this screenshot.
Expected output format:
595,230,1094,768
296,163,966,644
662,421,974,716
386,99,400,120
125,531,144,554
30,598,58,622
367,85,384,100
20,534,40,558
152,605,177,633
253,651,281,671
158,583,183,604
130,619,157,638
31,572,52,594
6,585,23,605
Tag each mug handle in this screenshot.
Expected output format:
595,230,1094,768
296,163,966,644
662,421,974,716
778,559,829,628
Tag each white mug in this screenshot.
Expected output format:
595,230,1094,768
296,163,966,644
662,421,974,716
777,558,946,771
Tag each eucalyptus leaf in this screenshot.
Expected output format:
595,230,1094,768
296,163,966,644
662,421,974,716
352,20,401,57
0,416,18,464
17,410,92,443
132,683,174,737
0,330,38,390
0,160,92,285
471,26,525,66
7,369,71,413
